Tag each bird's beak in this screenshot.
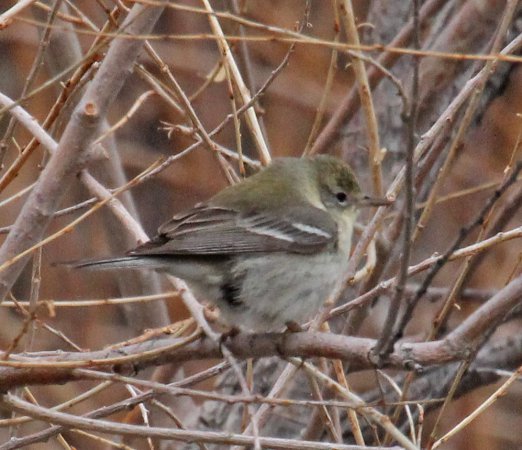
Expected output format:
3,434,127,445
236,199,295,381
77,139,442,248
357,195,394,207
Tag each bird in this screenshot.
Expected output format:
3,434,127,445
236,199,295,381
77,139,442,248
72,155,388,331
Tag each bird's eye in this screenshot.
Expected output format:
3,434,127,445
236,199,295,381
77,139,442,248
335,191,348,204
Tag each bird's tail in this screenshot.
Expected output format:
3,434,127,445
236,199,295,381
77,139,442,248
60,256,166,271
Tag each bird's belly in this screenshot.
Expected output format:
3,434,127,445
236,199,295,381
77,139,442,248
216,252,347,331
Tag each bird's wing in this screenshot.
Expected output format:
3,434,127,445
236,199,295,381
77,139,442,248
129,204,337,256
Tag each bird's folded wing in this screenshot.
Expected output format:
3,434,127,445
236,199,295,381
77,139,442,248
129,204,337,256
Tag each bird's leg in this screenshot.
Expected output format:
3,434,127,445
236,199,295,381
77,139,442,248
274,321,304,358
218,325,240,354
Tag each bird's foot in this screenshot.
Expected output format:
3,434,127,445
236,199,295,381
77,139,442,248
218,326,240,354
284,320,303,333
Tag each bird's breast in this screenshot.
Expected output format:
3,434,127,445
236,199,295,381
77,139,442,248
215,250,348,331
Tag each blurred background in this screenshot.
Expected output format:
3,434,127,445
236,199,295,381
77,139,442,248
0,1,521,449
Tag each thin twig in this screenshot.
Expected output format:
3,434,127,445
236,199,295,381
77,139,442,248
1,394,386,450
200,0,271,165
432,365,522,449
338,0,383,196
392,161,522,344
373,0,420,360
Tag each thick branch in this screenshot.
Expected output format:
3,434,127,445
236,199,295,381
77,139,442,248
0,277,516,391
0,3,165,301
